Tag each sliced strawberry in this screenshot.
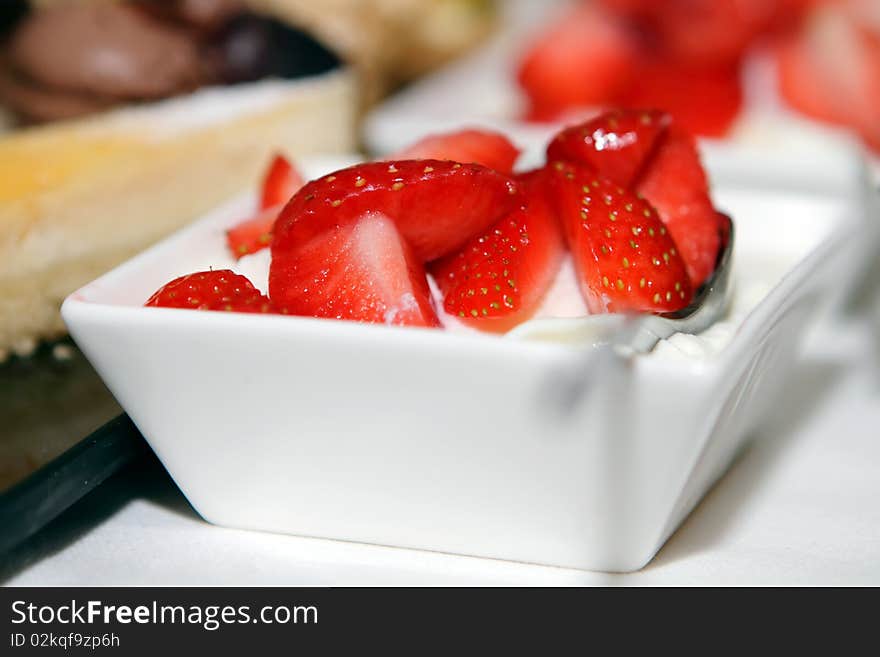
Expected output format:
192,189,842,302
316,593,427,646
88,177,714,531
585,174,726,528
269,211,439,327
634,129,722,286
549,164,693,314
260,154,305,210
517,3,638,121
392,129,521,174
145,270,275,313
225,155,305,259
621,56,743,137
272,160,520,264
431,170,566,332
546,109,671,187
226,205,281,259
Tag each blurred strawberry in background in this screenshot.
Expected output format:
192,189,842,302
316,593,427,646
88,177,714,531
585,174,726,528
620,57,742,138
517,0,879,151
777,0,880,151
602,0,812,65
517,3,638,122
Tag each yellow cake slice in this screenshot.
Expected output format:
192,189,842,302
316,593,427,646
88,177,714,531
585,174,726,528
0,70,357,358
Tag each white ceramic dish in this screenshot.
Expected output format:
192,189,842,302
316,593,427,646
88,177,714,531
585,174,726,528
63,147,871,572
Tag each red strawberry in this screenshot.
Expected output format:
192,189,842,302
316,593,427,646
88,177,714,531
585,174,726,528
145,270,275,313
260,154,305,210
431,170,566,332
648,0,778,66
770,0,822,33
546,109,671,187
517,3,638,121
548,164,693,314
776,35,845,126
776,3,880,152
621,57,743,137
269,211,439,327
271,160,520,264
226,154,305,259
634,128,723,286
226,205,281,259
597,0,654,20
392,129,521,174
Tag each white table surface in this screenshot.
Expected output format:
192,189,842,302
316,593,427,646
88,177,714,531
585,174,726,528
4,316,879,586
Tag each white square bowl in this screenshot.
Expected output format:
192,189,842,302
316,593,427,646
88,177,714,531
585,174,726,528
62,147,873,572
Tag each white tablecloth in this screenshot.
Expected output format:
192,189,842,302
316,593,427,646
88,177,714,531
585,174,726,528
5,321,880,586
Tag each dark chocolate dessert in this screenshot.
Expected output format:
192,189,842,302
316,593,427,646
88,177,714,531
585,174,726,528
0,0,339,124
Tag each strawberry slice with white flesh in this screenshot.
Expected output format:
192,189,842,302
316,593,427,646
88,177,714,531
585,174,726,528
270,211,440,327
271,159,521,265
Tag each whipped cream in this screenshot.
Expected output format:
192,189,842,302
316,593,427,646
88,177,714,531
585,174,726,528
432,256,588,332
226,241,800,364
233,248,271,296
216,241,792,362
230,248,590,333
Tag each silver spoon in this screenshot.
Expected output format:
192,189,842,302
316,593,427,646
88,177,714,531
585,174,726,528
524,215,734,414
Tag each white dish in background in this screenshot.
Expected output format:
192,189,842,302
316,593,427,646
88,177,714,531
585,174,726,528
363,0,880,182
63,146,871,572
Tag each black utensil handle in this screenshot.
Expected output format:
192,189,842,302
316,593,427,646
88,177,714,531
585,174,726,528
0,414,147,554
